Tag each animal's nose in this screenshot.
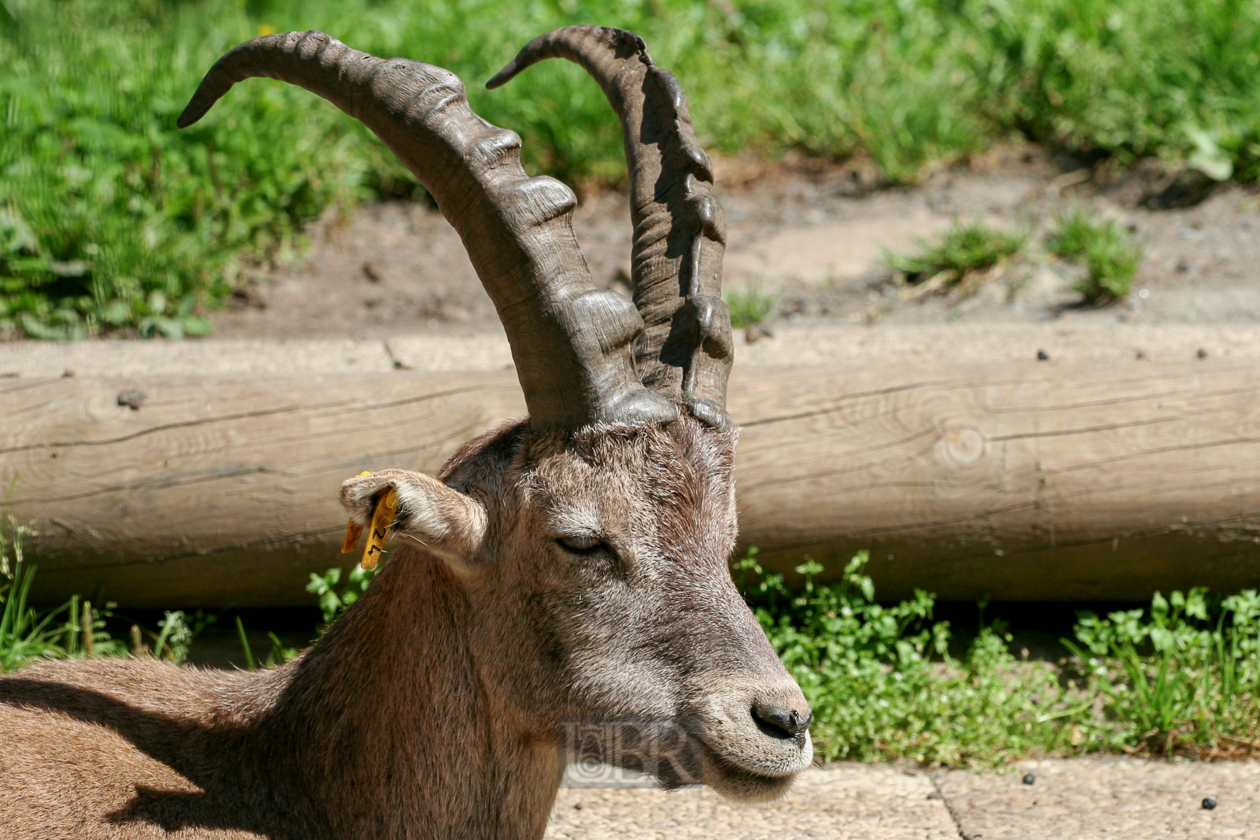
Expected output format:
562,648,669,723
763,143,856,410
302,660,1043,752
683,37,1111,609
750,698,811,742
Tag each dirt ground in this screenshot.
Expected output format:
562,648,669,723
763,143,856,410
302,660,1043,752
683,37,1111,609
211,147,1260,342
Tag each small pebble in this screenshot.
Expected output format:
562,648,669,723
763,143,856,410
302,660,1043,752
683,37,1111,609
1036,350,1050,361
1197,347,1209,359
926,790,943,800
745,323,774,344
1022,773,1036,785
116,388,146,410
1202,797,1217,810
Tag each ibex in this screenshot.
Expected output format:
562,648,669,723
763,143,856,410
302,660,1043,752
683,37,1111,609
0,26,812,840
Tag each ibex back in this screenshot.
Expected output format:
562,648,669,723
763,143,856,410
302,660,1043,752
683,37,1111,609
0,27,812,840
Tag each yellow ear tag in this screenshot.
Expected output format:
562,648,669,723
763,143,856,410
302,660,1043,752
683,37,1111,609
360,488,398,571
340,471,374,555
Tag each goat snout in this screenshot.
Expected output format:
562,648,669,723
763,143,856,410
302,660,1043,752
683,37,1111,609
693,678,812,802
750,697,811,744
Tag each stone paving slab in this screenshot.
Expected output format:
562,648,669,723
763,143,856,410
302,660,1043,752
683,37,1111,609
545,759,1260,839
545,765,958,840
936,758,1260,840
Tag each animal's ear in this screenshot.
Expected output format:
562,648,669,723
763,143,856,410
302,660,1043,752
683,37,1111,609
340,468,487,573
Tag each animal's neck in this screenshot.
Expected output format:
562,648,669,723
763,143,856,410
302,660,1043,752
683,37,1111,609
249,550,559,840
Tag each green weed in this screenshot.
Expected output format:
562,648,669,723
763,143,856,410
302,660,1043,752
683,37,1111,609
149,609,217,665
263,632,299,666
0,522,70,672
233,615,296,670
1065,588,1260,756
884,220,1027,294
723,287,777,329
740,550,1260,765
0,511,354,674
307,564,377,627
1047,209,1141,302
741,550,1070,765
1,502,220,670
235,616,257,671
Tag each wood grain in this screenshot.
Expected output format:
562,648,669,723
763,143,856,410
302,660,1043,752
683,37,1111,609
4,362,1259,606
732,363,1260,601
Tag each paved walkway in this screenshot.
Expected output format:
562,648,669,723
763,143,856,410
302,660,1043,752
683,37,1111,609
546,759,1260,839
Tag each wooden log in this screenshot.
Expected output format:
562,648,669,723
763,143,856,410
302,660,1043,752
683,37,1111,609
2,371,524,607
734,362,1260,601
3,361,1259,606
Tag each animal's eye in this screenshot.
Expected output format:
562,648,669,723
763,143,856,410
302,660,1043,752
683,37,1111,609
556,534,605,555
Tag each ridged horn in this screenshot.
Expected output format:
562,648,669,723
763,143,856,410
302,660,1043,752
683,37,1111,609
488,26,733,428
179,31,677,430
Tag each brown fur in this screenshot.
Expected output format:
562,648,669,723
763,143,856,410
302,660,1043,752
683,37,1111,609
0,415,810,839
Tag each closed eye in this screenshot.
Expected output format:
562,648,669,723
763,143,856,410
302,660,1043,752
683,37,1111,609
556,534,608,556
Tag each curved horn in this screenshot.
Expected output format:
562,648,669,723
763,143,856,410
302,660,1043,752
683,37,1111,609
179,31,676,430
488,26,733,428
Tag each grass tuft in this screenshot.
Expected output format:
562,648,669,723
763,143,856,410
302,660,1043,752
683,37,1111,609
1047,209,1141,303
0,512,131,671
884,220,1026,294
724,287,777,329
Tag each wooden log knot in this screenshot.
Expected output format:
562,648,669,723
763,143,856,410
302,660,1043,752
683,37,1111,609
941,425,986,467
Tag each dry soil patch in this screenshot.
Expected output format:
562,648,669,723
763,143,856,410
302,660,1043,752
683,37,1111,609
207,154,1260,343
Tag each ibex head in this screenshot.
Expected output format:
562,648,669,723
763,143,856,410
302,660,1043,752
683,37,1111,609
180,27,811,801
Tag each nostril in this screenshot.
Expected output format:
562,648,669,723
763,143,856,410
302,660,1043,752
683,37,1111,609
750,701,810,741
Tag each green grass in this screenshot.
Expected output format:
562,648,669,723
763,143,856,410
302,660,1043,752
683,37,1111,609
884,211,1143,305
0,511,286,670
884,220,1027,292
723,287,777,329
0,506,363,673
0,513,130,670
1063,589,1260,755
1048,208,1141,302
2,0,1259,337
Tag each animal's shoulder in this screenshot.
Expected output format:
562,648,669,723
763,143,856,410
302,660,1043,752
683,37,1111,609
0,659,271,839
